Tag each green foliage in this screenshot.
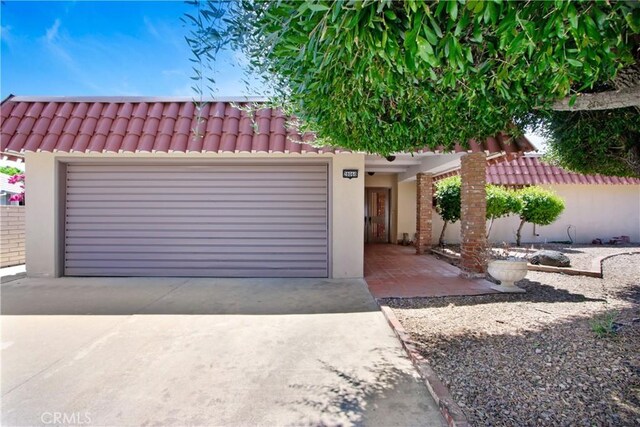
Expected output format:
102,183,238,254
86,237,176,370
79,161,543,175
539,107,640,178
190,0,638,155
517,187,565,226
590,310,619,338
434,176,461,223
0,166,21,176
486,185,521,220
515,186,565,245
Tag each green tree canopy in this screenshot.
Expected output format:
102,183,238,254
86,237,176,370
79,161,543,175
486,185,521,239
434,176,461,245
515,186,565,246
539,107,640,177
0,166,21,176
189,0,639,169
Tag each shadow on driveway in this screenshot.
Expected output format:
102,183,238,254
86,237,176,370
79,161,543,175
1,276,379,315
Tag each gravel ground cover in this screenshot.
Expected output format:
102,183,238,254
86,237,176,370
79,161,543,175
384,254,640,426
440,243,640,270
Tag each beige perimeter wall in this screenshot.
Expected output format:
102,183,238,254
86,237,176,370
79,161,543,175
25,152,365,278
1,206,25,268
396,181,640,245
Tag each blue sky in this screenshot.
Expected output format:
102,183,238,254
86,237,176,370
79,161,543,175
0,0,254,99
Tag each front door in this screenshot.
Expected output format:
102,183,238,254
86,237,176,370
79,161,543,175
365,188,390,243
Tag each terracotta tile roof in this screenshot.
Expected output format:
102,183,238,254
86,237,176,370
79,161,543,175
1,96,535,155
436,155,640,185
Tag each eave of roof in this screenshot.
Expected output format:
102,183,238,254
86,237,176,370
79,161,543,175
1,96,535,156
435,154,640,185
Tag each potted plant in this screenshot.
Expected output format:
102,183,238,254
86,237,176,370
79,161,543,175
487,244,529,293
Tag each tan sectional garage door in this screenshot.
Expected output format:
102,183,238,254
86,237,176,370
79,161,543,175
64,163,329,277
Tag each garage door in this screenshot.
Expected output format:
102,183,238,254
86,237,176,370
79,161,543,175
64,163,329,277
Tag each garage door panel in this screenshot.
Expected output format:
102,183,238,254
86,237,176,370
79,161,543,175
66,245,327,253
65,259,328,269
66,222,327,232
66,191,327,201
67,186,327,195
66,230,328,239
67,180,326,189
66,208,326,217
64,268,328,278
64,163,329,277
66,200,327,209
66,252,328,262
69,164,328,173
66,216,326,225
66,237,327,246
67,171,327,181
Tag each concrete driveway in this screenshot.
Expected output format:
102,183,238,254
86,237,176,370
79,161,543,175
1,277,445,426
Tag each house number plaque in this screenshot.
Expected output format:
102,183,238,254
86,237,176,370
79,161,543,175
343,169,359,179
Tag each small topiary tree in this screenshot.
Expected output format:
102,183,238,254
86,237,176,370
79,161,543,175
486,185,521,239
515,187,565,246
434,176,461,246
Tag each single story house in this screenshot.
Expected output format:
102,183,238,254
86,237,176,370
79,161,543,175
0,95,534,278
426,155,640,244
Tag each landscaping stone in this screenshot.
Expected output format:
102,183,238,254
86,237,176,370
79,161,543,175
385,253,640,427
528,250,571,267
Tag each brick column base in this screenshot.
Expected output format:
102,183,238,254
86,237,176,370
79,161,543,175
460,152,487,274
415,172,433,254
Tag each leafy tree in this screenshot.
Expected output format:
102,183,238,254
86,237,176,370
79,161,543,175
434,176,461,246
486,185,521,239
0,166,21,176
188,0,639,158
535,107,640,177
515,187,565,246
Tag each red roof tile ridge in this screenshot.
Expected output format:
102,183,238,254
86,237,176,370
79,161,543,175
8,95,270,103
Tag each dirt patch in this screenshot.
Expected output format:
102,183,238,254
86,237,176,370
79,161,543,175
384,253,640,426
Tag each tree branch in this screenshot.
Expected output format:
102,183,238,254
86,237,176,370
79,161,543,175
550,86,640,111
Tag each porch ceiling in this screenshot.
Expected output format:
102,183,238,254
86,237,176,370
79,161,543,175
365,152,505,181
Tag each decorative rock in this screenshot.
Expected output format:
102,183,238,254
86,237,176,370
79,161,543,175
528,250,571,267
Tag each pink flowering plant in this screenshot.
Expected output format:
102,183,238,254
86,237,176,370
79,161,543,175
8,173,25,202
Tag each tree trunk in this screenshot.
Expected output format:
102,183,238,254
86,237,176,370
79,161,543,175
439,221,448,246
486,217,495,239
550,85,640,111
516,219,526,247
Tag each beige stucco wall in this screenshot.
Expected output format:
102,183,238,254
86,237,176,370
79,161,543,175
430,184,640,245
396,180,417,243
364,173,398,243
25,152,365,279
393,179,640,245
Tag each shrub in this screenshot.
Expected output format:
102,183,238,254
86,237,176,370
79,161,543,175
515,186,565,246
434,176,461,246
486,185,521,239
0,166,21,176
590,310,619,338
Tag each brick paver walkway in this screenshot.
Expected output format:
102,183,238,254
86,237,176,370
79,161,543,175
364,244,497,298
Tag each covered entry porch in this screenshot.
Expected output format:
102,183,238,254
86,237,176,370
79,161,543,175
363,136,534,278
364,244,497,298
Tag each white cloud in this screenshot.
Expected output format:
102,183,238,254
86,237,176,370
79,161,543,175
143,16,159,39
45,19,61,43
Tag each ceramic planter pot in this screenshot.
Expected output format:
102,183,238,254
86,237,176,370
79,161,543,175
488,259,528,293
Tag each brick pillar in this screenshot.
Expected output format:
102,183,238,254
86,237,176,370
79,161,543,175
460,152,487,274
415,172,433,254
